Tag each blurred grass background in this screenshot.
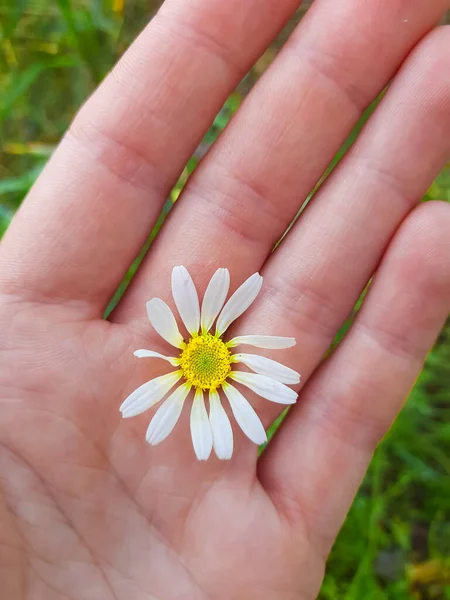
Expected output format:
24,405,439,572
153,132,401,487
1,1,449,598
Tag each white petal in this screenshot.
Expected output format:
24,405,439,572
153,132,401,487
229,371,298,405
172,266,200,335
134,349,179,366
228,335,296,350
209,389,233,460
190,389,213,461
201,268,230,333
146,298,184,349
146,383,191,445
222,382,267,445
233,354,300,385
120,371,182,418
216,273,263,336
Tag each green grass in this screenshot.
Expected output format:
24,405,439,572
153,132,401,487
1,2,449,598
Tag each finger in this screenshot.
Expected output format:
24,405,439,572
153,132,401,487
0,0,300,314
113,0,448,322
259,201,450,557
219,26,450,425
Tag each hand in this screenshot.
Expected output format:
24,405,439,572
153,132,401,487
1,1,450,598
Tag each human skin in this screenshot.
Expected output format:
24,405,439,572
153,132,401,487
1,0,450,598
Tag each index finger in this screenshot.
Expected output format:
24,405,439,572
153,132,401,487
0,0,300,315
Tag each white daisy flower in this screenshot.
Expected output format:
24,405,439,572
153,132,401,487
120,266,300,461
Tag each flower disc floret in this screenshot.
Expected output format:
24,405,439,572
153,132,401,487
180,333,232,390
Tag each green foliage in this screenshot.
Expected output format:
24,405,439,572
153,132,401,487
0,0,123,221
426,167,450,202
1,3,449,598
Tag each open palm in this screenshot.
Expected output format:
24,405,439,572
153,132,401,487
1,1,450,599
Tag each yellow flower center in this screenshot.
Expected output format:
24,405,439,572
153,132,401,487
180,333,232,390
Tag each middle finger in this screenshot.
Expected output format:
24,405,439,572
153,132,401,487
113,0,448,323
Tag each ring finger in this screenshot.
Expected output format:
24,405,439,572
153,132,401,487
214,26,450,431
